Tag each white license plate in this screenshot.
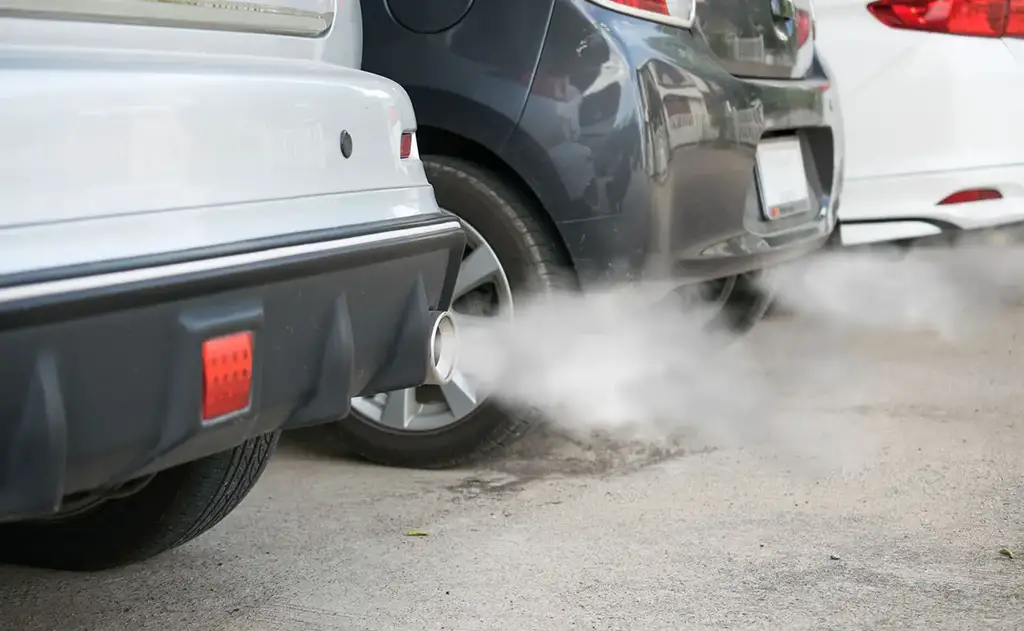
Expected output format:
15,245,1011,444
756,138,811,221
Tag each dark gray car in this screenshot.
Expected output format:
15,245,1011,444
339,0,844,468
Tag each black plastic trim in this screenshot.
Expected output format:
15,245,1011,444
0,215,466,520
0,214,450,290
0,218,465,330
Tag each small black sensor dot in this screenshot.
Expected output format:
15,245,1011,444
339,130,353,158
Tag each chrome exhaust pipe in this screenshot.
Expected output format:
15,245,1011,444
424,310,458,385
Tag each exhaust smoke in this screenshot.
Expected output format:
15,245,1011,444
454,237,1024,465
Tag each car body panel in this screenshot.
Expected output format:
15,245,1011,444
0,0,361,66
0,187,440,276
363,0,841,287
0,0,429,272
814,0,1024,244
362,0,552,159
0,51,421,230
0,0,336,37
512,1,840,282
693,0,816,79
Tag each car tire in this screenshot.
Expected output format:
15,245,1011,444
0,432,279,571
335,155,576,469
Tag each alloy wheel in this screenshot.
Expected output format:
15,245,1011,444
350,217,512,431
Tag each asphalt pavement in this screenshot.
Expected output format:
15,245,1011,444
1,309,1022,631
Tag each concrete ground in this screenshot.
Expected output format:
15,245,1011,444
1,311,1022,631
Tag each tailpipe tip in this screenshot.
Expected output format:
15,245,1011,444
425,310,458,385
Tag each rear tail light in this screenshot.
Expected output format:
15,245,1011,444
400,131,416,159
868,0,1024,37
590,0,695,27
937,188,1003,204
796,9,814,46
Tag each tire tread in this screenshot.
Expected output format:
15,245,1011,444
0,433,279,571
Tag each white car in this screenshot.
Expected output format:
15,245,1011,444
815,0,1024,246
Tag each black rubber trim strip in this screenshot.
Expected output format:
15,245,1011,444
0,214,450,290
0,218,464,330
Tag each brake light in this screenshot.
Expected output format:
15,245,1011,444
867,0,1021,37
400,131,415,159
201,331,254,421
937,188,1003,204
796,9,813,46
1009,0,1024,33
592,0,695,26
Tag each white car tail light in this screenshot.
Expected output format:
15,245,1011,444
868,0,1024,38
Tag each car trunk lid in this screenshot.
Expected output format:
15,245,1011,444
693,0,816,79
589,0,816,79
0,0,428,231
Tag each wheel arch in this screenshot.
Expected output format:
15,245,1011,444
416,124,579,274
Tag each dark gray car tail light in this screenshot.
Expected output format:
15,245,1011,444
588,0,697,28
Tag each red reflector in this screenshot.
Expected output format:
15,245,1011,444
400,132,413,159
937,188,1003,205
201,331,253,421
868,0,1008,37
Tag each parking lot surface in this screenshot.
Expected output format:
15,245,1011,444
1,310,1022,631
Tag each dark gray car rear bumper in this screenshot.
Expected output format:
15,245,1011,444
508,0,843,287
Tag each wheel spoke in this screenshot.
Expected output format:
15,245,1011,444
352,217,511,432
453,247,501,300
440,371,478,418
378,388,417,429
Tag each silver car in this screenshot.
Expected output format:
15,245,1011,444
0,0,462,570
